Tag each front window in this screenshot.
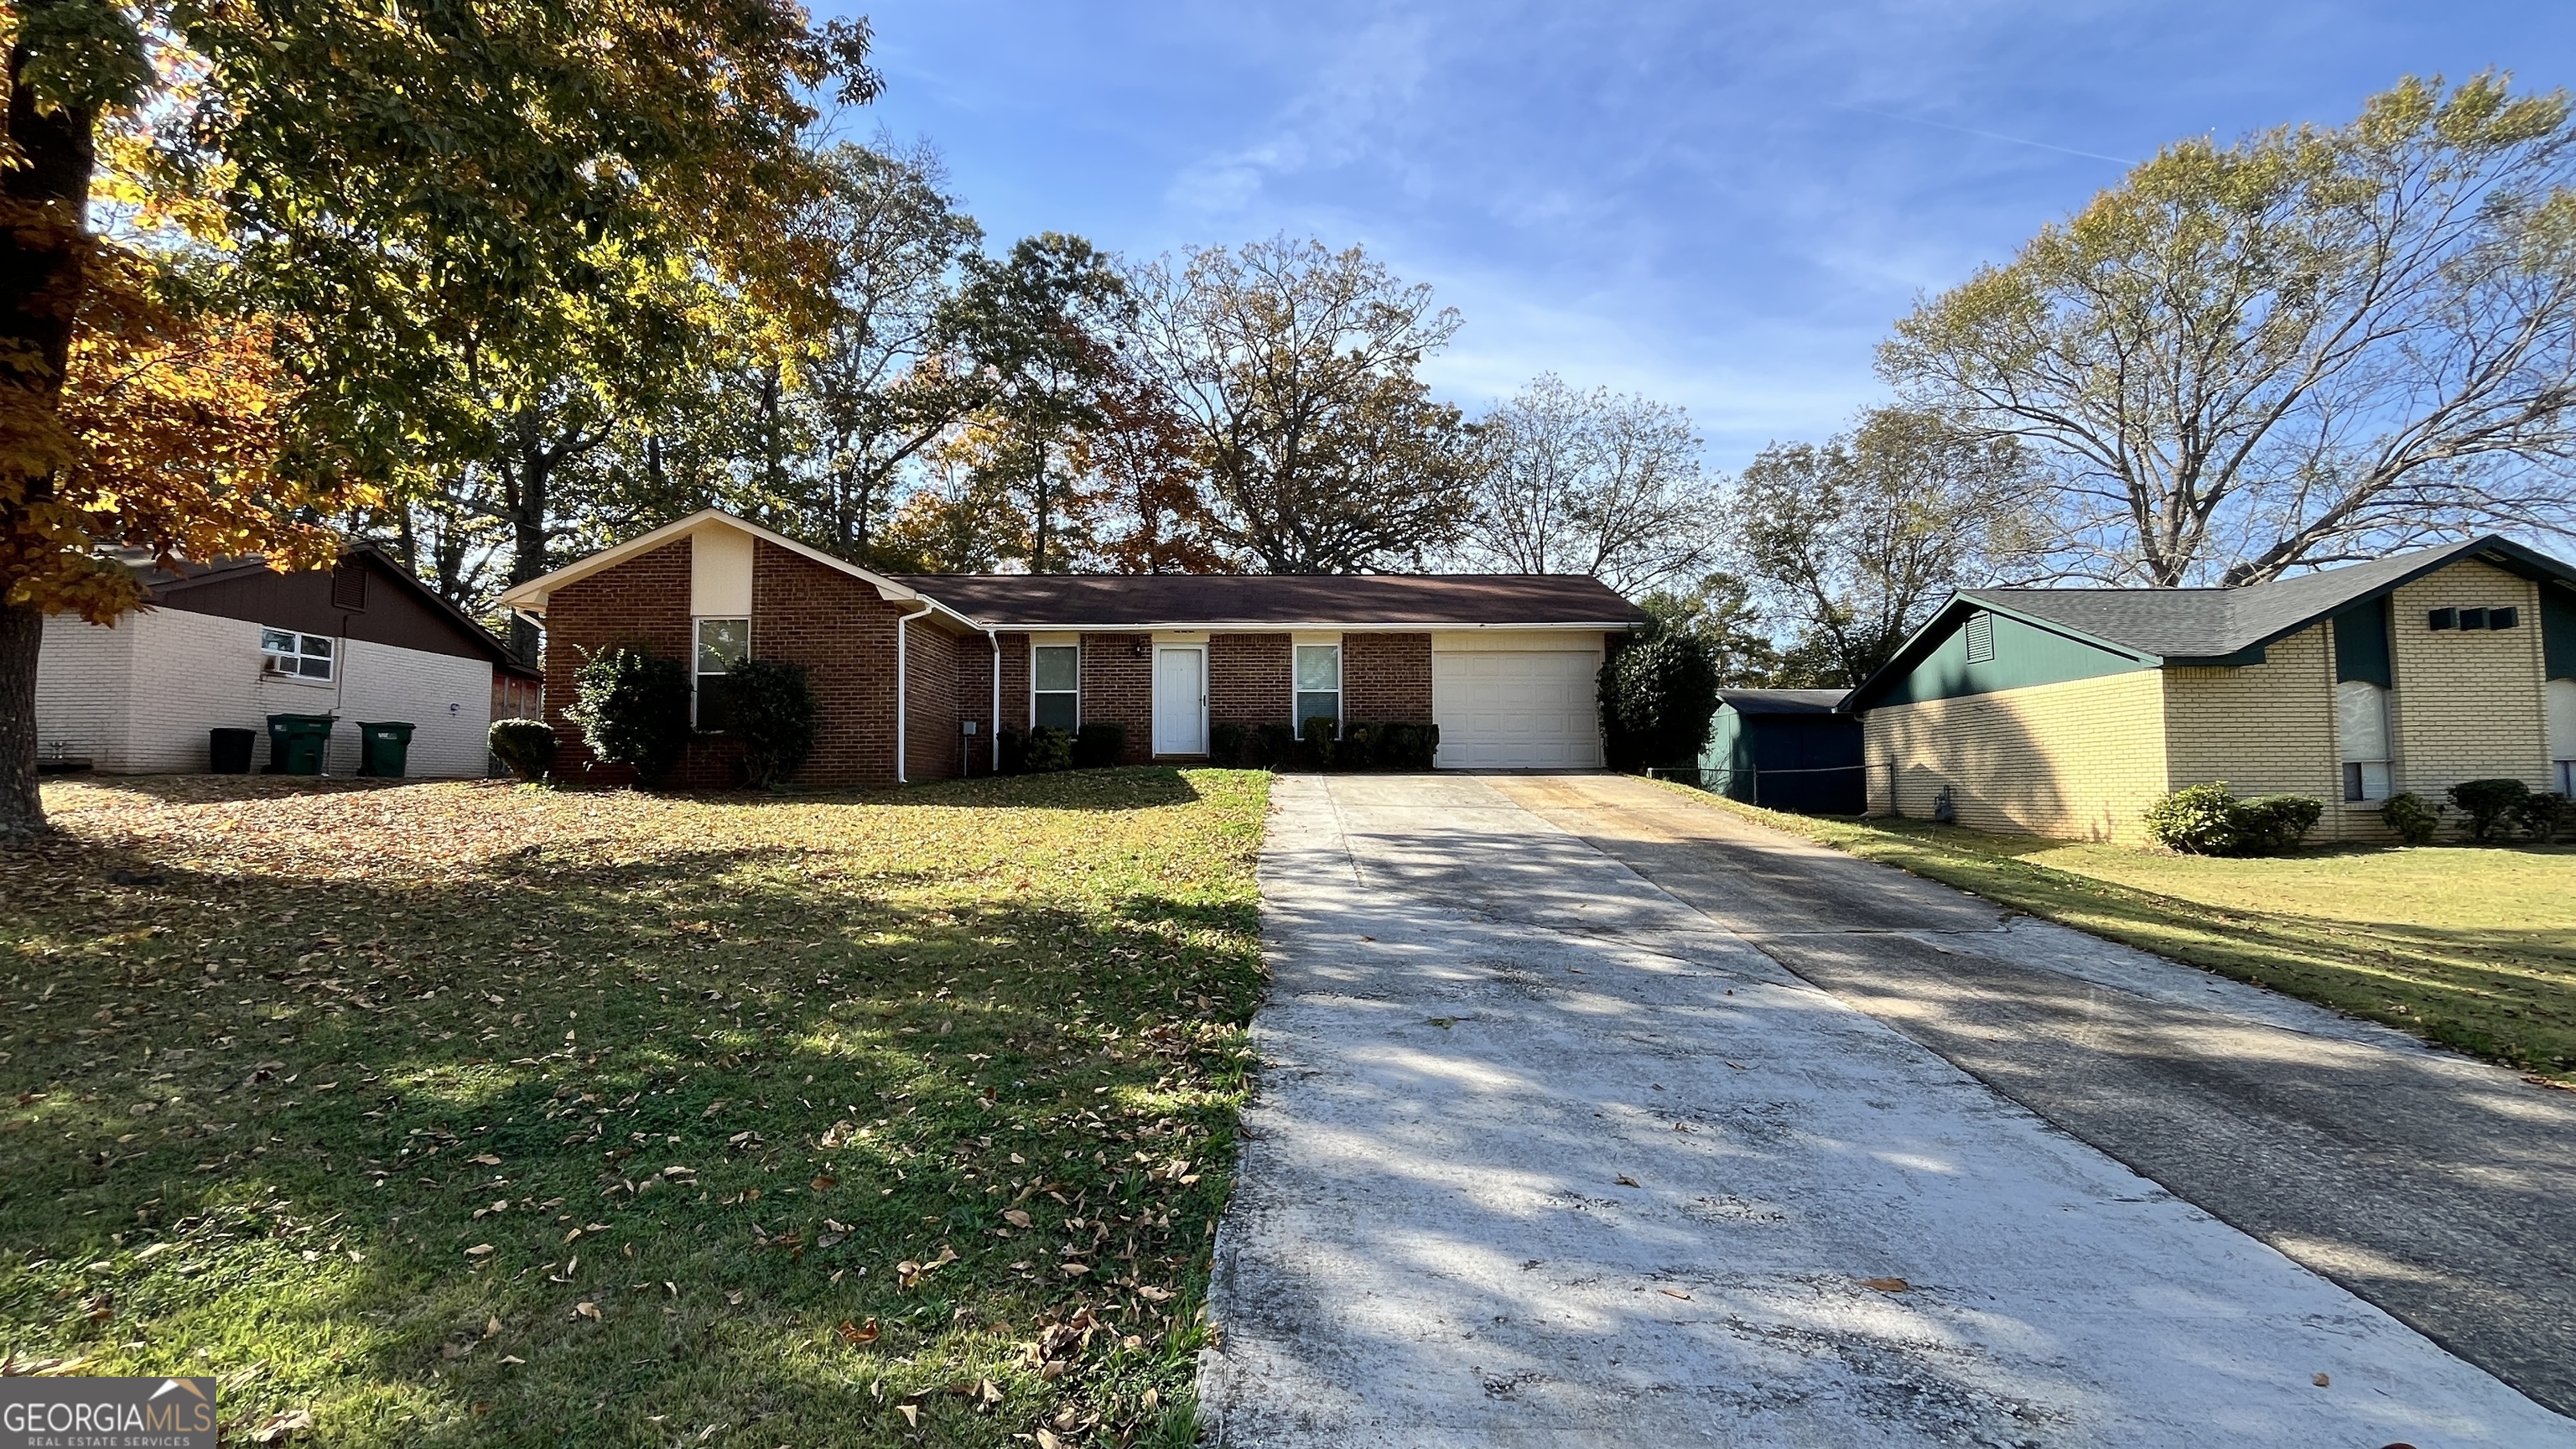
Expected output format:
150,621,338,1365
261,627,334,681
1295,643,1342,735
696,617,749,730
1032,644,1079,731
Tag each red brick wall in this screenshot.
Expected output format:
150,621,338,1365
540,533,970,790
997,634,1031,733
543,538,693,788
904,618,962,782
1212,633,1291,728
1081,633,1153,762
1345,632,1433,724
954,634,1001,775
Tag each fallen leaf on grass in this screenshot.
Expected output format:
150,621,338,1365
1861,1277,1910,1293
1003,1209,1032,1228
896,1404,919,1428
463,1244,493,1258
836,1317,879,1348
810,1176,837,1192
245,1409,313,1444
468,1153,501,1166
573,1302,601,1321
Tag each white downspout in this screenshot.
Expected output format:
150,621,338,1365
894,599,932,785
989,630,1002,774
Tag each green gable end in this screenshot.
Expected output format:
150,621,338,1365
1874,608,2151,708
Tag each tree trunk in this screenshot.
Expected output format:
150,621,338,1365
0,603,43,836
0,40,101,837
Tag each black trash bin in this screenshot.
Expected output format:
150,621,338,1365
209,727,257,775
356,721,416,778
264,714,337,775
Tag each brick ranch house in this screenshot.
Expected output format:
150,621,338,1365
496,509,1648,787
1845,536,2576,844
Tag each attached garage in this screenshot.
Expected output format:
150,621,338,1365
1432,630,1607,769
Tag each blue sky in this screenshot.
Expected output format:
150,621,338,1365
824,1,2575,473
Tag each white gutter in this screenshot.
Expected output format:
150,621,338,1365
939,619,1642,633
988,630,1002,774
893,599,933,784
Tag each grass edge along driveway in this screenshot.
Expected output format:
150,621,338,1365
0,766,1270,1448
1646,780,2576,1084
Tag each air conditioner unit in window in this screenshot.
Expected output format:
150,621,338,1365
261,656,289,676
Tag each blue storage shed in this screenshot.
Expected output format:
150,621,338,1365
1696,688,1864,813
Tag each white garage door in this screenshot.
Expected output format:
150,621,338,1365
1432,633,1605,769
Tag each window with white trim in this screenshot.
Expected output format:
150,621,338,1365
1031,643,1079,731
260,627,334,681
1295,643,1342,735
695,617,749,730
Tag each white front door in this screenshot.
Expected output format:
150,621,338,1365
1153,646,1208,756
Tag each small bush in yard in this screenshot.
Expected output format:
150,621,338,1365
1254,722,1297,766
1072,722,1126,769
1209,721,1249,766
1337,722,1377,771
2381,792,2442,845
565,647,691,785
2451,778,2532,842
2232,794,2324,854
2145,782,2241,854
1374,721,1440,770
486,718,556,782
724,657,818,787
1024,725,1074,772
2519,791,2573,844
1300,714,1337,769
995,727,1026,775
2144,782,2322,856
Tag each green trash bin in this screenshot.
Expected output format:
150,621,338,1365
356,721,416,778
264,714,337,776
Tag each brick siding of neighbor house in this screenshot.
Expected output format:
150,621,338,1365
2160,622,2371,839
544,537,695,788
1343,632,1435,723
2388,558,2553,802
1210,633,1291,727
1864,669,2169,842
1080,633,1153,762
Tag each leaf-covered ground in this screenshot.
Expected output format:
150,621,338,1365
0,768,1270,1446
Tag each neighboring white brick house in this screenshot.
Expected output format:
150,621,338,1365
34,547,537,779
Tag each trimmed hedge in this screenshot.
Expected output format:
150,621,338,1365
1599,633,1719,772
1073,723,1126,769
2143,782,2323,856
487,718,557,783
2449,778,2531,843
1024,725,1073,773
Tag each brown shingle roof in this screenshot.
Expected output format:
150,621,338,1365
893,573,1648,630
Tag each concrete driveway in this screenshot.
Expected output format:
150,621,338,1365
1196,773,2573,1447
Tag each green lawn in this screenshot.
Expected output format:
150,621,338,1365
0,767,1271,1446
1649,782,2576,1081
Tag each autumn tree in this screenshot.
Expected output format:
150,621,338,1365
1457,373,1717,592
1128,237,1478,574
0,0,874,833
939,234,1129,574
1882,73,2576,586
1726,408,2044,688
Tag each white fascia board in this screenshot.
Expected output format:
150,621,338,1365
963,620,1639,633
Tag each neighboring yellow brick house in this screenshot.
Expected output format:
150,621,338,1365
1847,538,2576,844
